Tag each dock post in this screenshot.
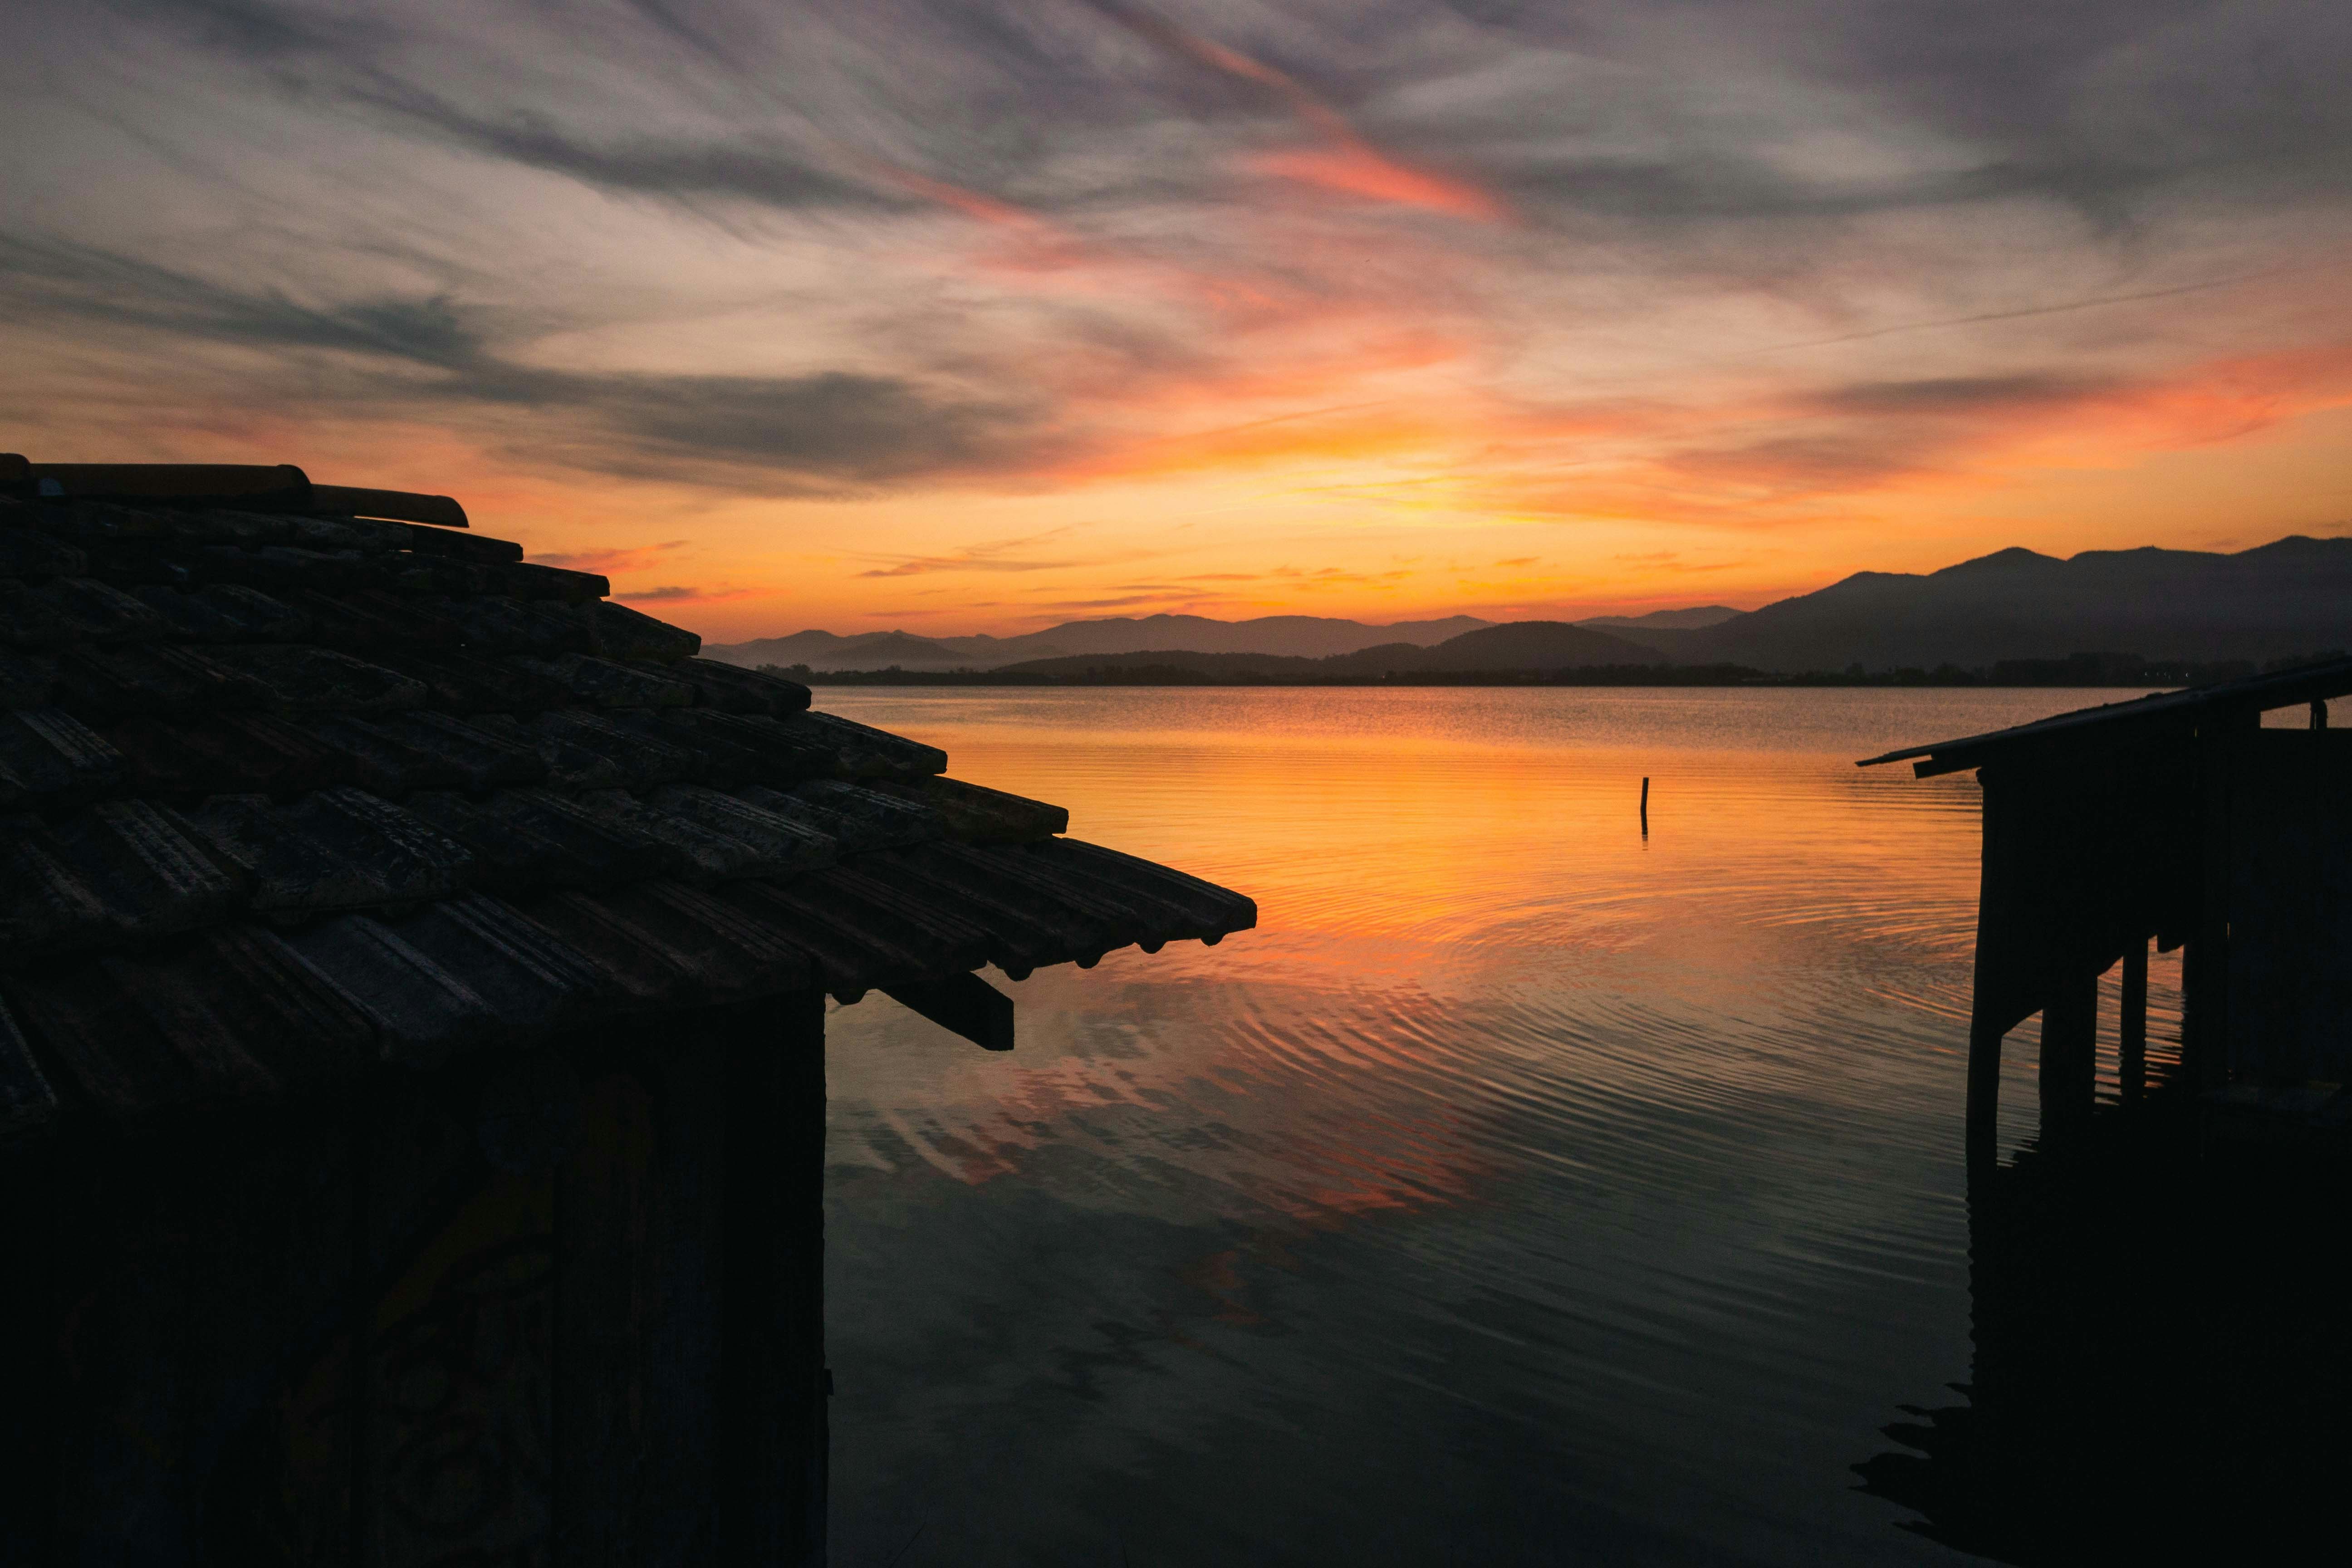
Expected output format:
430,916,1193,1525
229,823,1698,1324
2039,968,2098,1138
1966,1012,2003,1173
2118,941,2148,1104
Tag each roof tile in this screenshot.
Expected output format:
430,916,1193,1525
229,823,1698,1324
111,713,353,797
516,652,697,709
1,527,88,578
2,577,169,647
0,820,113,956
54,643,276,716
593,600,701,661
379,893,616,1040
45,800,247,940
191,788,474,915
284,913,503,1068
667,657,810,715
798,711,946,778
0,993,56,1139
0,707,126,803
405,788,671,892
0,650,57,708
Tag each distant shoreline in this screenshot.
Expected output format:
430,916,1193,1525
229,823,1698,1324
768,661,2239,690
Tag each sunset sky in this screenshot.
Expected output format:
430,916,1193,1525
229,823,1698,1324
9,0,2352,640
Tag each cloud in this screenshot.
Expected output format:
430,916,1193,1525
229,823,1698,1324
1812,374,2110,415
8,0,2351,632
0,238,1052,488
852,528,1094,577
532,539,691,572
612,583,755,603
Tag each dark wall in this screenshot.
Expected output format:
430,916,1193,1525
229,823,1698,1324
0,995,828,1567
2227,730,2352,1084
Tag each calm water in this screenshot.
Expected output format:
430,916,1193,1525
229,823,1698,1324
813,687,2183,1567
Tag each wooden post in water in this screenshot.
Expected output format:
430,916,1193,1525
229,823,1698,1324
2313,698,2328,730
1639,777,1649,835
1964,777,2008,1173
2119,941,2149,1104
2040,968,2098,1137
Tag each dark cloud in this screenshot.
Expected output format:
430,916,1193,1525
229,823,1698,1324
349,80,893,213
1813,374,2110,416
0,237,1048,487
0,236,489,370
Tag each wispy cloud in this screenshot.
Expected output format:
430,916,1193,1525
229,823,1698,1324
612,583,755,603
533,539,691,572
851,528,1095,578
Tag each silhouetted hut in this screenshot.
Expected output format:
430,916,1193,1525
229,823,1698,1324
1860,656,2352,1160
0,457,1254,1563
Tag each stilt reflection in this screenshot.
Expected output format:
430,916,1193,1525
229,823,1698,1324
1857,1095,2352,1561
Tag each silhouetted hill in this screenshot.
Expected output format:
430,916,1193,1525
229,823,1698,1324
711,537,2349,676
711,628,970,669
1341,620,1653,672
997,621,1655,678
1576,605,1743,632
1608,538,2352,671
707,612,1493,670
993,650,1330,678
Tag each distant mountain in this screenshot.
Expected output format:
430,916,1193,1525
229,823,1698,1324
1365,621,1656,672
1614,538,2352,671
709,628,968,670
1575,605,1744,631
710,537,2352,676
707,612,1494,670
997,621,1656,678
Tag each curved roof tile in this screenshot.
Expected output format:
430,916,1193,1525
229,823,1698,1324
0,464,1255,1138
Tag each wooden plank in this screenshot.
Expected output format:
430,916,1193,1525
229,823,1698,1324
2119,941,2149,1103
716,993,827,1567
358,1061,559,1568
0,1139,59,1559
30,1112,359,1560
554,1029,730,1563
882,970,1015,1052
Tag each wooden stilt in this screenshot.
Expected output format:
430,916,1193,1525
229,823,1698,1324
716,993,828,1567
2119,941,2149,1104
1966,1012,2004,1174
2040,969,2098,1137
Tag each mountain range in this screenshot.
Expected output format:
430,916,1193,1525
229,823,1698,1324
708,613,1494,671
702,538,2352,676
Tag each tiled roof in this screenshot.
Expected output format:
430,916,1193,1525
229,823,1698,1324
0,461,1254,1139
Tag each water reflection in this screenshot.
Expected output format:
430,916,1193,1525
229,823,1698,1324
811,687,2193,1565
1855,1095,2352,1562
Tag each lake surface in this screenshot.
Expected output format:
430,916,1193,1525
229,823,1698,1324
812,687,2184,1567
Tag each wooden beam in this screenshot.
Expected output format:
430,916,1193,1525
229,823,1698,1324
2119,941,2149,1104
2040,968,2098,1137
883,972,1015,1052
1965,782,2007,1173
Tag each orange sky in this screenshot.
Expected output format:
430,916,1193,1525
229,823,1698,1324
9,0,2352,640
